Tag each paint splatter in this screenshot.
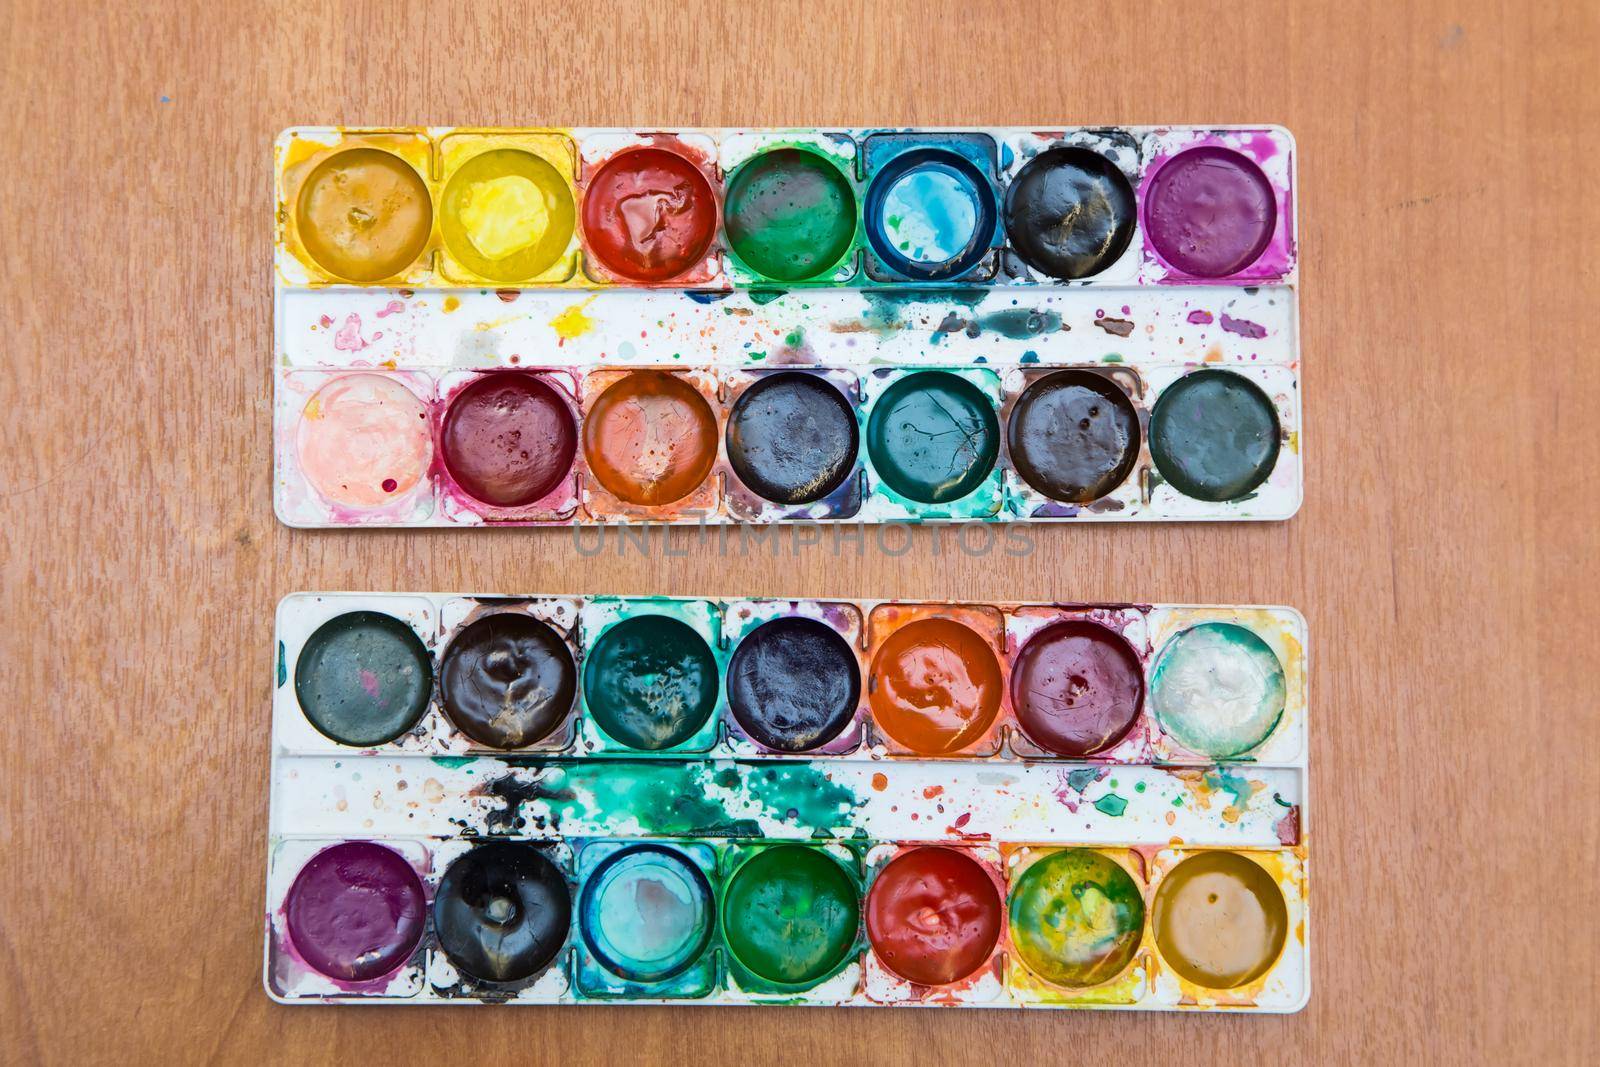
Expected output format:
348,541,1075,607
357,668,381,699
1186,309,1215,325
551,296,599,340
1093,793,1128,817
332,313,371,351
1094,315,1135,337
442,296,460,313
375,300,405,318
1220,313,1268,339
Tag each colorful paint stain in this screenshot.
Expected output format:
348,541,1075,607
1007,848,1144,988
579,844,715,982
582,615,718,750
723,148,857,282
1151,852,1287,988
439,372,577,508
1143,146,1276,277
865,372,998,504
437,613,578,749
433,842,572,983
865,847,1001,986
582,372,718,506
482,759,861,839
726,616,860,752
295,148,432,282
721,845,860,986
440,149,575,282
868,617,1002,754
1003,147,1135,279
1150,623,1286,757
582,147,717,282
864,148,995,279
1149,370,1281,501
297,374,431,509
284,841,425,981
725,372,858,505
1006,370,1140,503
1009,620,1144,757
294,611,431,746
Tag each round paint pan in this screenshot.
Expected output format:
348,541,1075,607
725,372,859,507
1148,369,1281,502
1150,622,1286,758
440,148,576,283
295,147,433,282
1141,145,1277,278
865,847,1001,986
437,612,578,749
721,845,860,988
726,615,861,752
867,616,1003,755
284,841,426,982
293,611,432,747
296,373,432,510
1008,619,1145,757
578,844,716,983
865,371,999,505
581,614,719,751
1007,848,1145,989
1006,370,1141,504
439,371,578,510
433,842,572,984
864,148,997,281
1003,146,1136,280
1151,851,1288,989
580,146,718,283
722,147,858,283
581,371,719,507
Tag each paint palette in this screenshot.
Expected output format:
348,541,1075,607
273,126,1302,526
267,592,1310,1011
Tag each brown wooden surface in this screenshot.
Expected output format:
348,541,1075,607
2,0,1596,1062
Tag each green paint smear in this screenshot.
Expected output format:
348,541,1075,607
432,756,475,769
276,641,287,687
1066,767,1101,792
784,328,805,348
484,760,862,840
1093,793,1128,817
748,288,788,306
1205,767,1256,810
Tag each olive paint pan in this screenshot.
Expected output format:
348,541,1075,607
274,594,1306,763
274,127,1301,527
275,362,1300,525
269,605,1309,1011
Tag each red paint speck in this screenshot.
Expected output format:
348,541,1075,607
382,478,398,493
871,773,889,792
923,785,944,799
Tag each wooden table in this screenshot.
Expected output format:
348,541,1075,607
2,1,1594,1062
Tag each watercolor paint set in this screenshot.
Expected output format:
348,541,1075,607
273,126,1301,526
266,592,1309,1011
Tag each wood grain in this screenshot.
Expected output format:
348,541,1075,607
1,0,1596,1062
